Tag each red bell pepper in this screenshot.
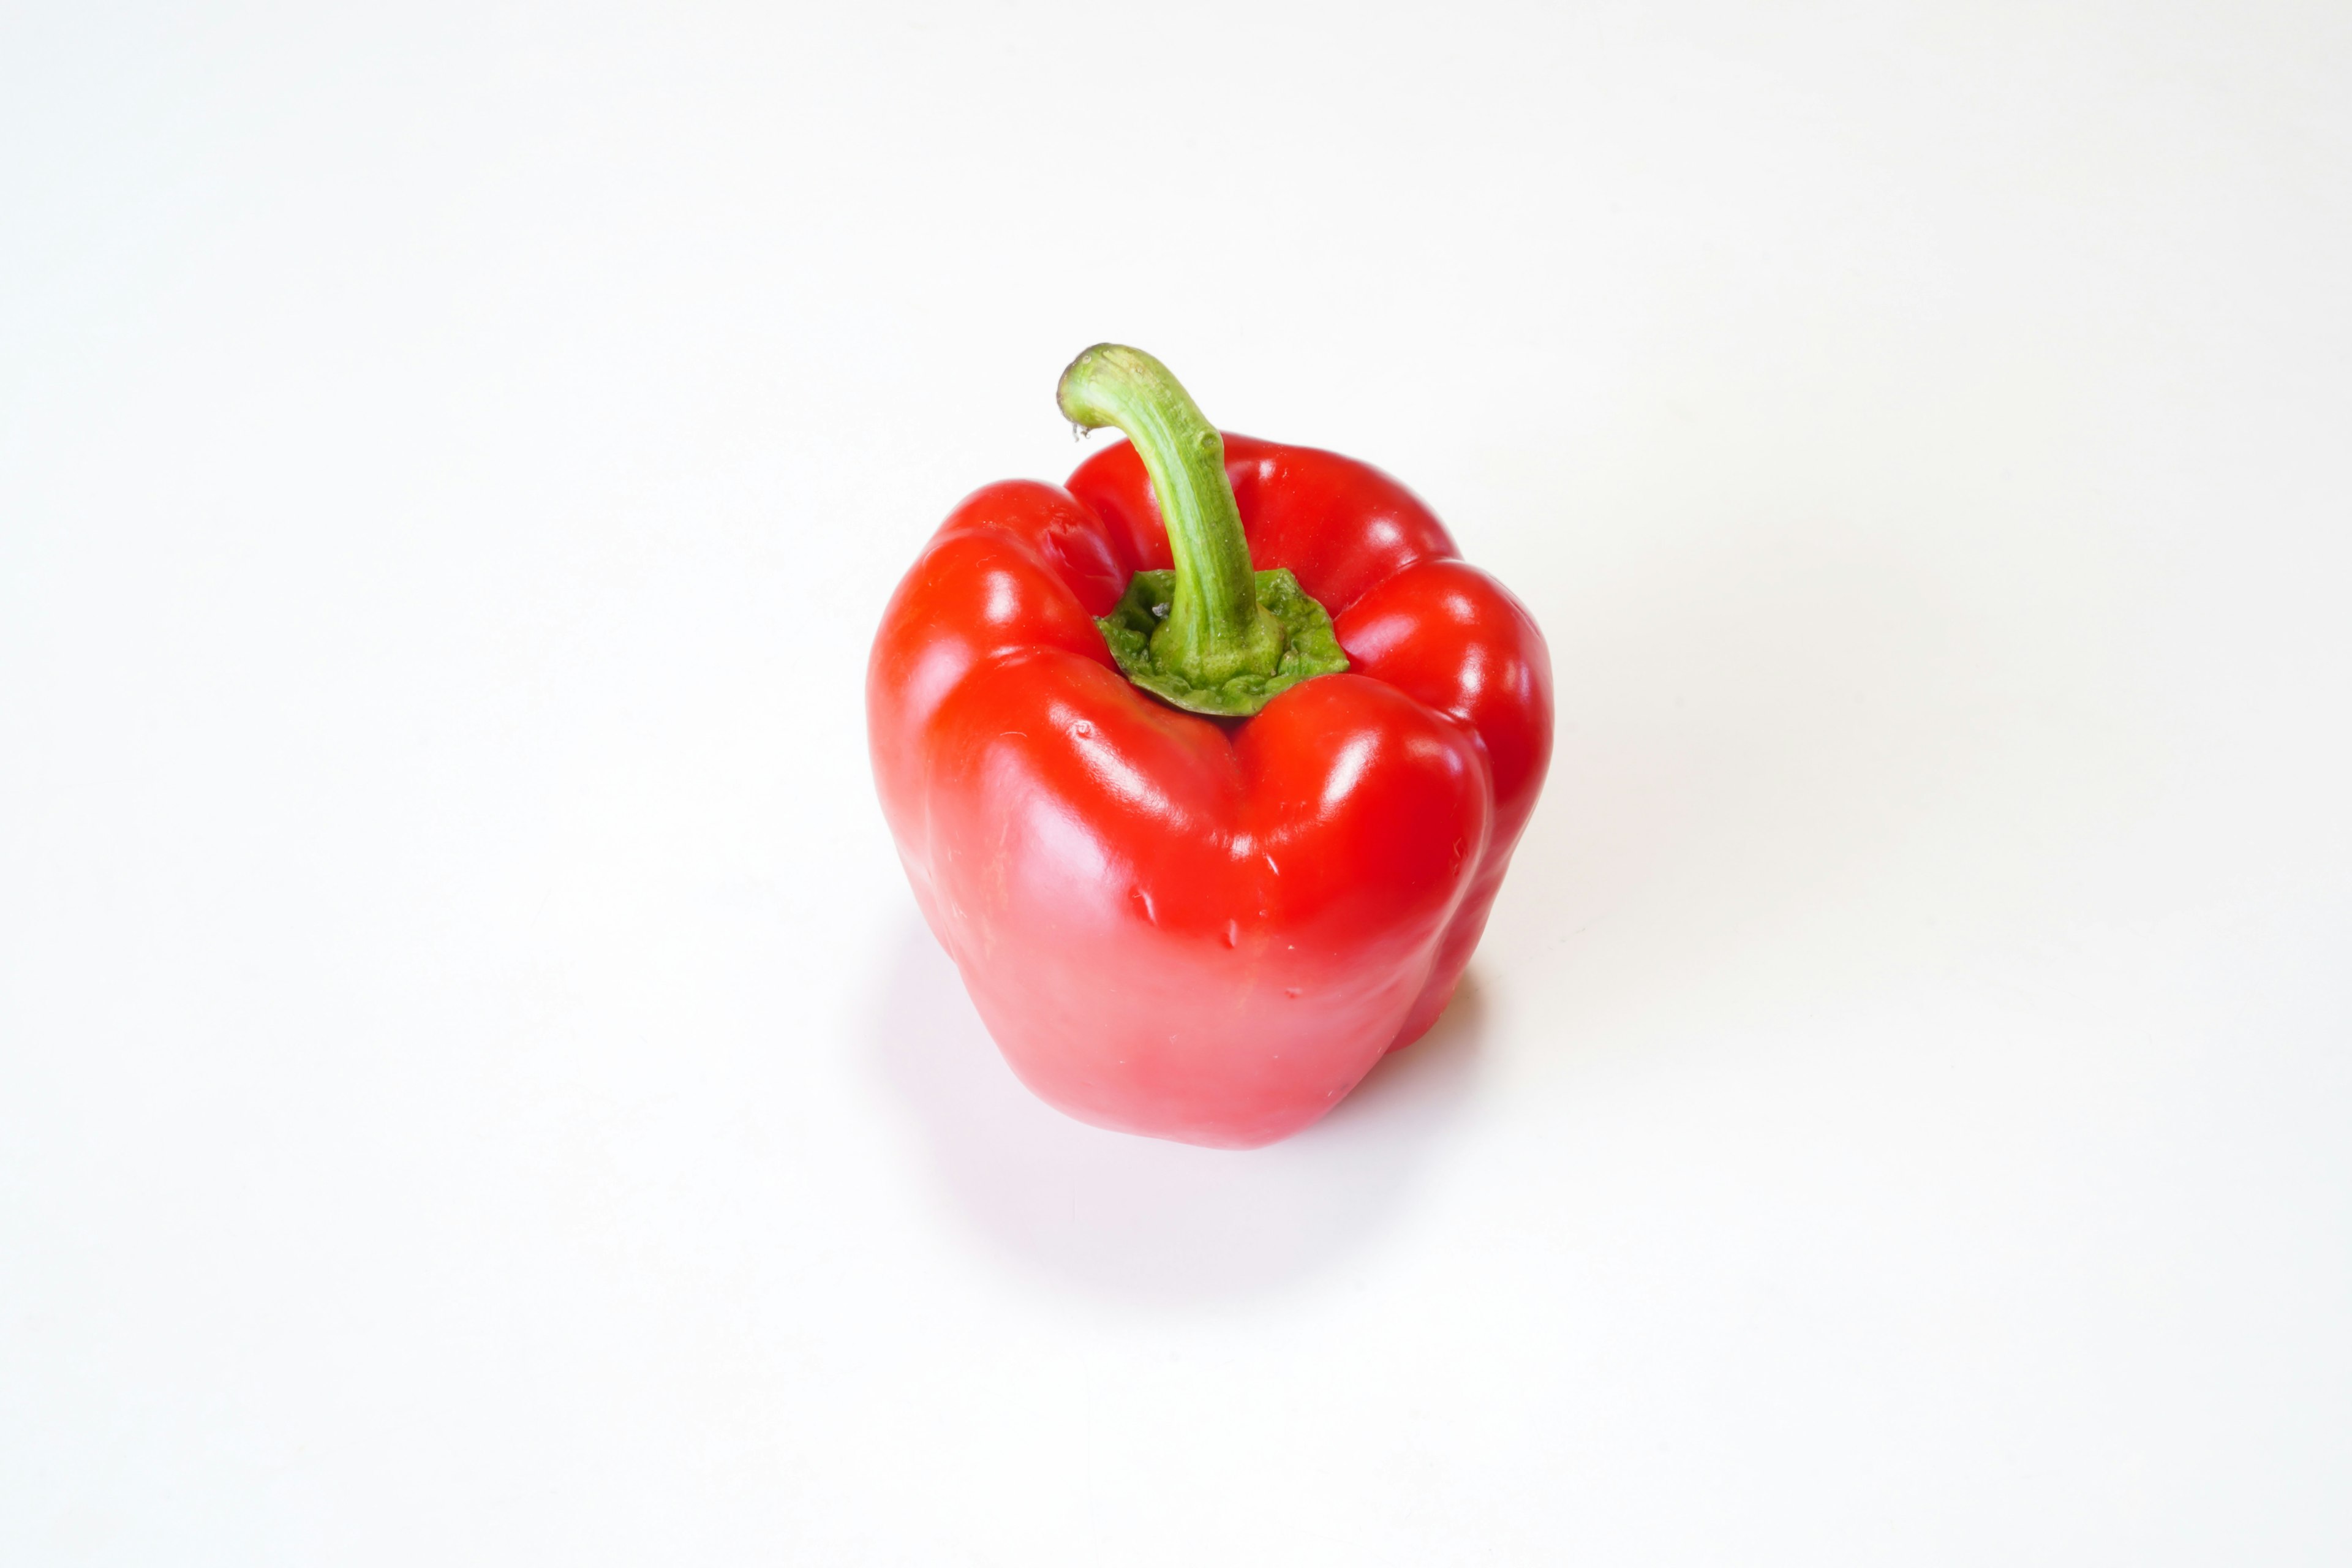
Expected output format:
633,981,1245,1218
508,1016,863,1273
869,346,1551,1148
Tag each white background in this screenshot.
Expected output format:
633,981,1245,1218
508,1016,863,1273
5,2,2349,1561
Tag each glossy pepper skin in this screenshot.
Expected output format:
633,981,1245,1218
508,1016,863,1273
868,353,1551,1148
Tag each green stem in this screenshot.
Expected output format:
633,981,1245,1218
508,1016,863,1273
1057,345,1286,687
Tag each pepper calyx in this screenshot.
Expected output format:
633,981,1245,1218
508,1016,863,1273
1096,567,1348,717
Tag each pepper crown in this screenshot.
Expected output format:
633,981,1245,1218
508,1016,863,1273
1057,344,1347,717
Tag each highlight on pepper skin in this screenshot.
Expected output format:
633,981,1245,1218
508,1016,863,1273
867,345,1551,1148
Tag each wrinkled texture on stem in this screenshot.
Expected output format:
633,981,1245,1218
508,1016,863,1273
1057,344,1343,714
